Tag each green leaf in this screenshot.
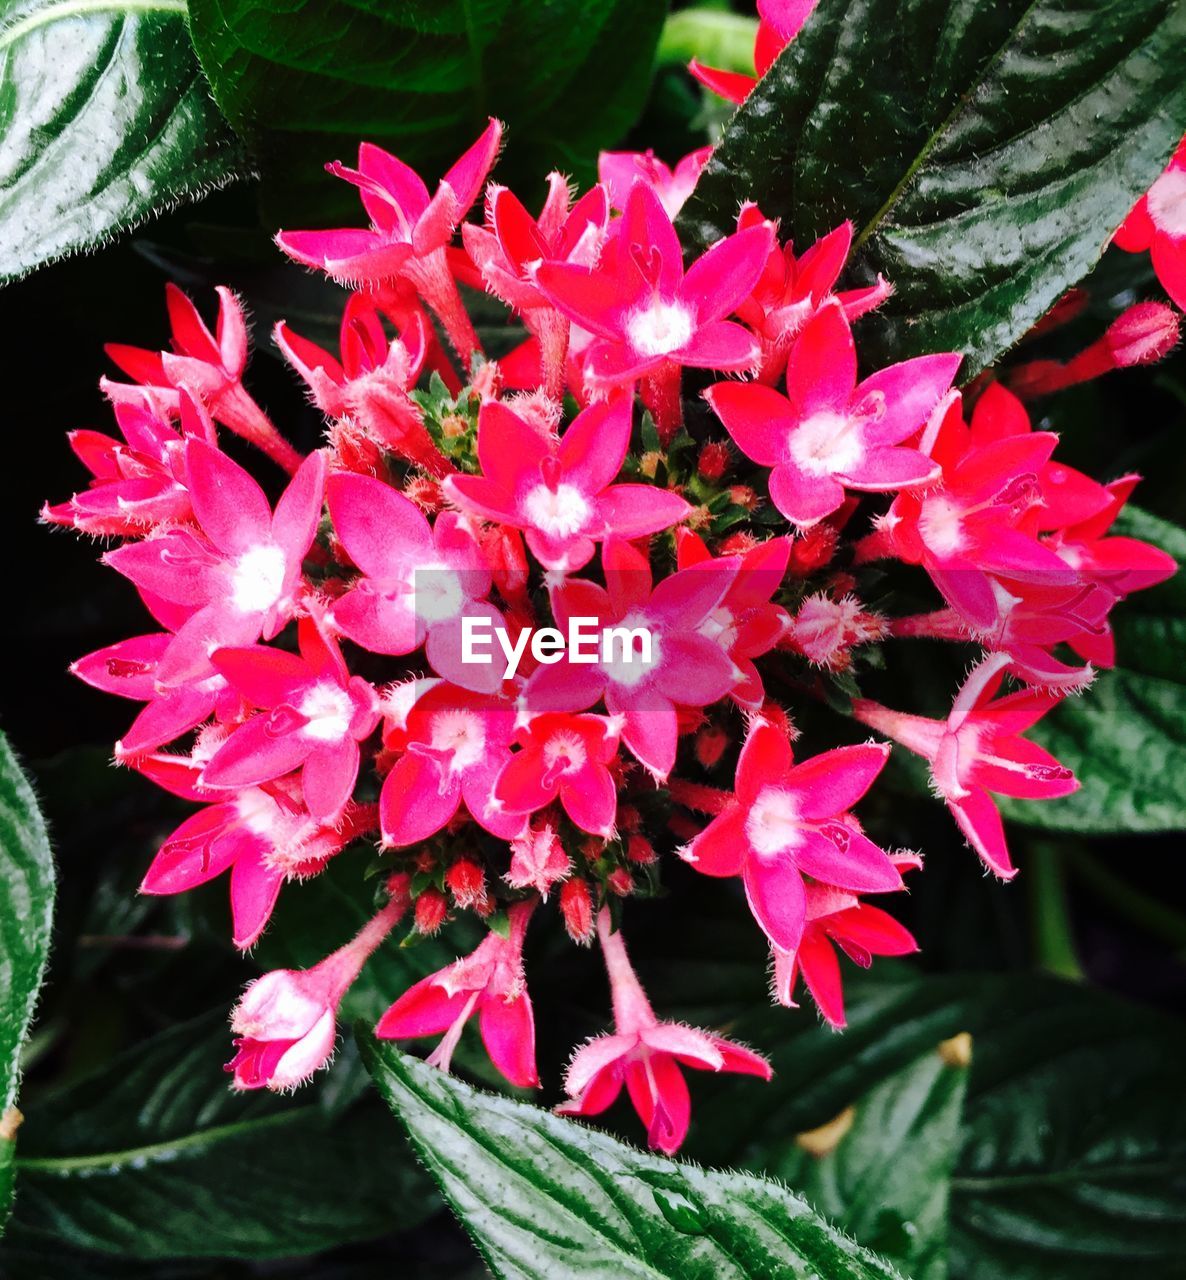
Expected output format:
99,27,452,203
682,0,1186,375
772,1050,967,1280
688,968,1186,1280
6,1012,437,1258
361,1035,907,1280
187,0,668,221
657,9,757,72
1002,504,1186,832
0,730,55,1227
0,0,244,283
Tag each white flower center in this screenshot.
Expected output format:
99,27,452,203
745,786,803,857
917,495,966,557
522,482,591,538
412,563,464,623
788,410,863,477
699,605,737,650
543,730,587,774
1148,169,1186,238
429,708,487,773
299,683,353,742
600,611,660,689
230,544,287,614
235,788,282,837
625,298,694,357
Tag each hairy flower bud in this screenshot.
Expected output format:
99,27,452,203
560,878,594,945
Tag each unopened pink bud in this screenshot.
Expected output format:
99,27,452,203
1106,301,1180,367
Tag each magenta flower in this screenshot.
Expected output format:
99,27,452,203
504,822,572,898
495,712,621,838
733,211,891,384
142,779,372,949
379,681,524,847
524,539,742,779
376,900,537,1089
1114,133,1186,311
706,300,957,526
771,876,918,1027
675,528,792,709
558,910,770,1154
853,652,1078,879
276,121,502,364
201,619,380,823
689,0,818,103
103,285,301,473
597,146,711,218
104,440,325,686
443,395,691,572
682,719,901,952
463,176,609,397
275,294,449,477
229,890,407,1090
532,181,773,437
326,472,504,692
42,391,215,537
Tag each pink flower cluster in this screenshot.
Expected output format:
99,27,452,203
44,118,1175,1153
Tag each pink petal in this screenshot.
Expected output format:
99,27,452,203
680,222,774,323
441,119,503,217
427,606,506,694
565,1032,635,1097
477,400,549,495
743,852,807,951
768,463,846,525
798,932,846,1027
1151,233,1186,312
379,753,461,847
230,851,285,949
201,716,312,790
948,788,1016,880
376,975,470,1039
212,646,310,708
653,634,738,705
675,320,759,371
333,585,422,656
705,381,793,467
855,352,962,447
559,764,617,837
786,300,856,417
611,687,679,778
72,634,170,700
736,721,793,803
626,1054,690,1155
842,445,939,491
302,738,360,821
479,992,538,1088
618,182,684,297
558,394,632,494
795,828,902,893
140,805,241,893
357,141,431,226
786,743,889,819
272,449,326,564
327,472,431,580
685,805,749,877
648,559,736,629
642,1023,723,1071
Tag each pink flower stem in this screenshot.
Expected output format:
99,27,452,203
527,307,570,402
403,248,482,371
216,383,303,475
318,892,408,1001
596,908,655,1034
667,777,733,815
887,610,970,641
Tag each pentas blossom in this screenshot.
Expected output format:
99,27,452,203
103,285,301,474
42,391,215,537
533,181,774,438
104,440,326,686
277,121,502,363
47,120,1179,1154
598,147,712,219
327,472,504,692
444,395,690,572
464,175,609,397
275,294,449,477
230,886,407,1090
853,653,1078,879
559,910,771,1154
201,618,380,823
376,901,537,1088
1114,133,1186,311
772,857,920,1027
380,680,525,846
525,539,741,779
689,0,818,103
733,211,892,385
707,300,958,526
682,719,900,952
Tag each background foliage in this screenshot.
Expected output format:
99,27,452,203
1,1,1185,1276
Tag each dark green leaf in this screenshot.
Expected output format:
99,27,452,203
7,1012,437,1258
1002,505,1186,832
687,968,1186,1280
361,1035,906,1280
187,0,668,221
0,0,243,283
683,0,1186,374
0,729,55,1226
773,1050,967,1280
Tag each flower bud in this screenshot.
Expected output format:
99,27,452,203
626,834,656,866
694,723,729,769
607,867,634,896
697,440,731,481
560,877,594,945
414,887,449,935
1106,301,1180,367
445,857,486,908
789,523,837,575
